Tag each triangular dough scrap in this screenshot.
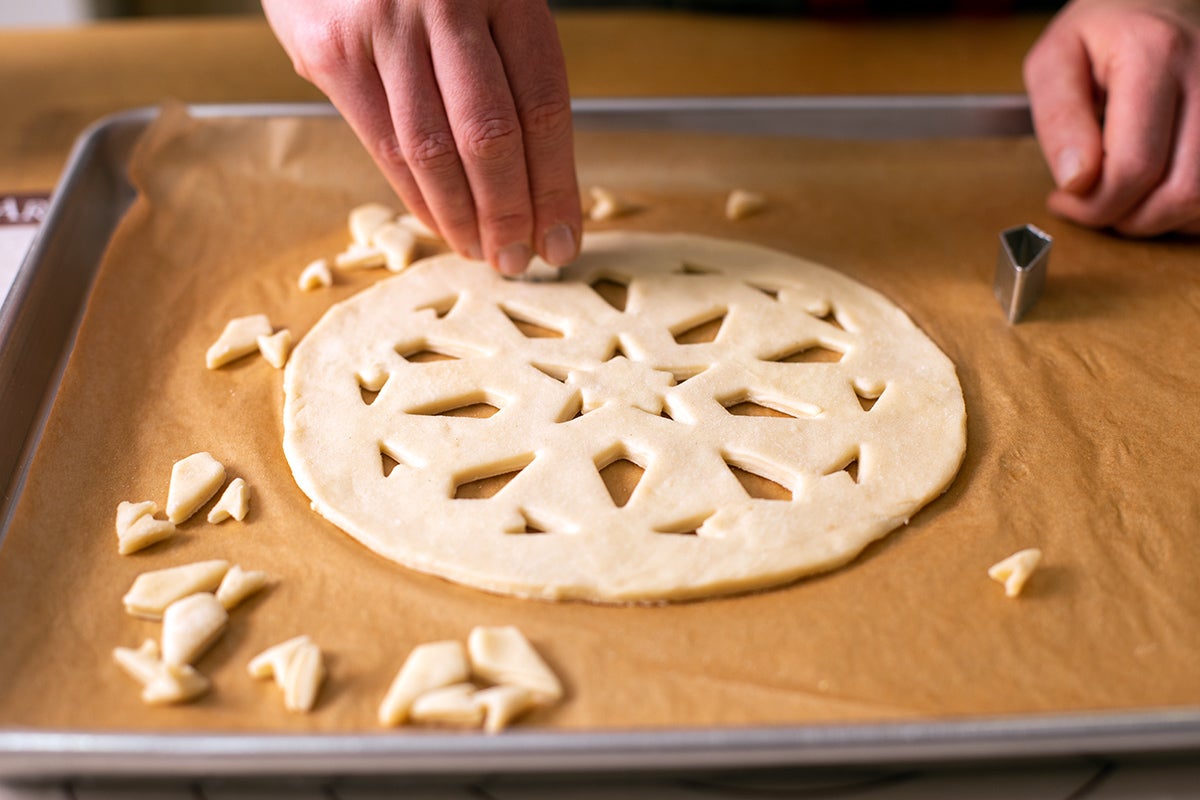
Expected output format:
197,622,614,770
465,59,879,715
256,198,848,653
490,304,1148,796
988,548,1043,598
258,330,293,370
467,626,562,703
410,683,483,726
166,452,225,524
215,563,271,610
298,258,333,291
123,559,230,620
378,640,470,726
208,476,251,523
349,202,397,246
206,314,272,369
115,500,176,555
161,592,228,666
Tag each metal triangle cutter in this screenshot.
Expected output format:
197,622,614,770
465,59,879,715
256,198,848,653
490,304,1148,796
994,223,1052,323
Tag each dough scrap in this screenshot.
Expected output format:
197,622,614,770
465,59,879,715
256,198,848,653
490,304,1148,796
378,640,470,726
123,559,230,620
165,452,226,524
206,314,272,369
467,626,562,703
258,330,293,370
283,232,966,602
989,548,1043,598
409,683,483,726
725,189,767,220
207,477,250,523
298,258,333,291
161,592,228,666
215,563,270,610
115,500,176,555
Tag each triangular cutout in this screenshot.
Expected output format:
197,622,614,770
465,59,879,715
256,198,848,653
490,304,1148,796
590,277,629,312
855,384,884,412
453,458,533,499
727,462,793,501
605,338,631,362
673,310,727,345
517,512,547,534
416,293,460,319
380,448,402,478
818,306,846,331
361,385,381,406
531,362,569,383
769,342,844,364
501,305,564,339
747,282,780,300
676,262,719,276
721,392,817,419
826,450,861,484
555,393,584,423
597,455,645,508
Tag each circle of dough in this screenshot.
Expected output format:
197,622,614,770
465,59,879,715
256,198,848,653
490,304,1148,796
283,232,965,602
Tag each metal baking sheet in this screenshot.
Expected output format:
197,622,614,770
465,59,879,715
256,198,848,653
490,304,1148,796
2,98,1198,781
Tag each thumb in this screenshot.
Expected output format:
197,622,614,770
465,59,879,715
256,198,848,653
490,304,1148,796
1023,28,1103,194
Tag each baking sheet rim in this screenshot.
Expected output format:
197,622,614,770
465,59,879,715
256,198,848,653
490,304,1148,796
3,707,1200,779
2,100,1198,778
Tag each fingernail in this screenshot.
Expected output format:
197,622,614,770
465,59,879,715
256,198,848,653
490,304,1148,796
495,242,532,277
465,242,484,261
542,224,577,267
1055,147,1084,191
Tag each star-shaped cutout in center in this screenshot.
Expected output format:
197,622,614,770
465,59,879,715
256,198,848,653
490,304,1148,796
565,356,676,416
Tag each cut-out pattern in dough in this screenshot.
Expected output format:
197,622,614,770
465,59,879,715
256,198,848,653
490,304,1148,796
283,232,966,602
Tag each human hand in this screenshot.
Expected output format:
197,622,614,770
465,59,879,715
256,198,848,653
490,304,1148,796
1023,0,1200,236
262,0,581,275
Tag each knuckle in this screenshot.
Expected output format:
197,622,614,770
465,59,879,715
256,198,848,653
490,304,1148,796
1127,15,1190,62
521,95,573,142
291,17,360,81
459,114,523,164
405,128,461,174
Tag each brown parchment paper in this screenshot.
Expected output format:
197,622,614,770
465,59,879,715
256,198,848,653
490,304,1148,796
1,106,1199,734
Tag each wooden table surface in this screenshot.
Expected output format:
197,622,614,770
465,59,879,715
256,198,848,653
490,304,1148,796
0,10,1050,194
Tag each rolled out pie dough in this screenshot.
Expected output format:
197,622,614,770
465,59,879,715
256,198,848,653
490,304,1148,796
283,232,965,602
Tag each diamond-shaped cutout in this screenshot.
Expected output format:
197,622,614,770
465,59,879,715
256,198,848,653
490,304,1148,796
453,456,533,499
501,304,564,339
590,277,629,312
720,392,819,420
672,310,727,345
596,449,645,508
407,391,502,418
